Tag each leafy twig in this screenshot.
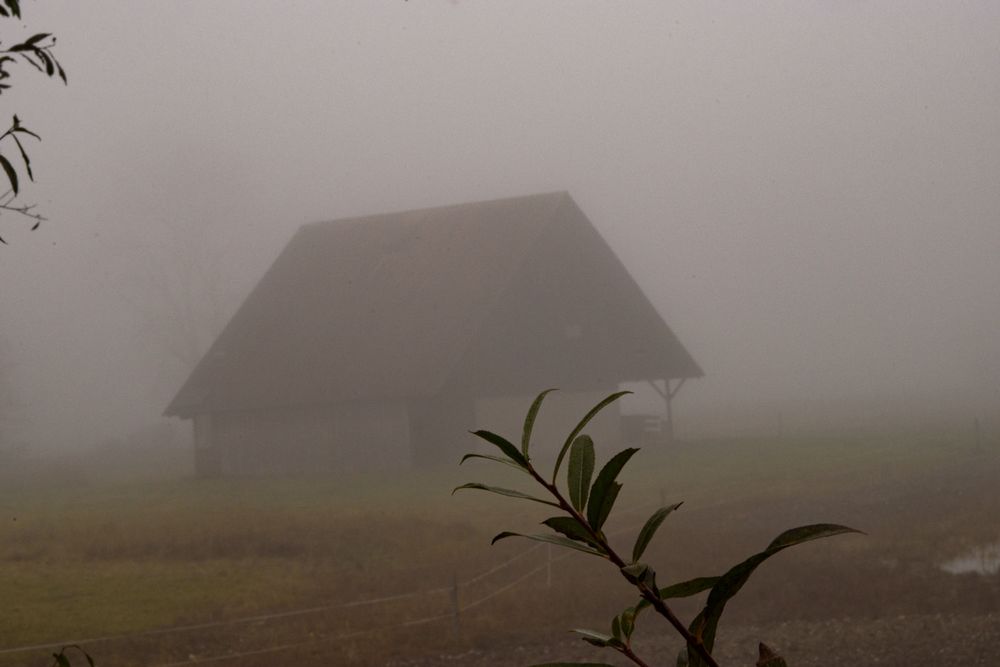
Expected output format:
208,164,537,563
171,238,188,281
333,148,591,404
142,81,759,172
455,388,861,667
0,32,67,93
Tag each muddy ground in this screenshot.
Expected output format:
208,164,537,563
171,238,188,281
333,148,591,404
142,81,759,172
389,447,1000,666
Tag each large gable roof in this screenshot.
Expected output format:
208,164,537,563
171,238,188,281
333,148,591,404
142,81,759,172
165,192,701,417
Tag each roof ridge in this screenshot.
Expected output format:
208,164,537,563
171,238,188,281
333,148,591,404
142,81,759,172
301,191,570,231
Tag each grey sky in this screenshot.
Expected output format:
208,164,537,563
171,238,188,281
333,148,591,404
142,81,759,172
1,1,997,447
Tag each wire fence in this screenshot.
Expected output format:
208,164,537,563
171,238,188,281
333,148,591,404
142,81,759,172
0,499,671,666
4,441,992,665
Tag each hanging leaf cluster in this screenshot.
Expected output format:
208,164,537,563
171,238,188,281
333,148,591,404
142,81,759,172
0,113,38,194
0,20,67,94
0,1,21,19
0,2,67,242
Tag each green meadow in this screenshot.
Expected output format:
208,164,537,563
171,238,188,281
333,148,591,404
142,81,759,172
1,431,996,666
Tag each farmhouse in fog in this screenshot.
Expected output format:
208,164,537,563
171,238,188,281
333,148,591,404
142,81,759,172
165,192,702,476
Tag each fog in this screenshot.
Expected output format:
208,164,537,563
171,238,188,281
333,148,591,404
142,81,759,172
1,3,999,664
0,2,996,450
0,2,1000,444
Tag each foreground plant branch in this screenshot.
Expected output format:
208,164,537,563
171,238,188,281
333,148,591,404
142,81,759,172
454,389,861,667
0,0,68,243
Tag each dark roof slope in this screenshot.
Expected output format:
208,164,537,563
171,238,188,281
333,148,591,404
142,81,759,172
165,192,701,417
445,195,703,394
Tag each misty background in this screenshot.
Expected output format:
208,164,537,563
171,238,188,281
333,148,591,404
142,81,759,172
1,1,998,453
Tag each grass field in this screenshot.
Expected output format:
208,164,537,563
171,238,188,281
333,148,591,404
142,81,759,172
1,430,997,666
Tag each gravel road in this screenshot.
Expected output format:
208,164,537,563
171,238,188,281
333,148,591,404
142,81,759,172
390,612,999,666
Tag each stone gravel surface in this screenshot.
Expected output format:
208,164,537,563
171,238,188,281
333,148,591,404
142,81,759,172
389,612,1000,666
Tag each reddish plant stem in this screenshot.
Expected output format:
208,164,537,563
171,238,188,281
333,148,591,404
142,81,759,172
620,644,652,667
525,463,721,667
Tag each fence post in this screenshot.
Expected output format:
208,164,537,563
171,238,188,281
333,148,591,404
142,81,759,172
546,543,552,588
450,573,461,641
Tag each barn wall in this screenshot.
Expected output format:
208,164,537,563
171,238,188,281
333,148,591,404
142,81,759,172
192,414,221,477
210,401,411,475
408,394,476,466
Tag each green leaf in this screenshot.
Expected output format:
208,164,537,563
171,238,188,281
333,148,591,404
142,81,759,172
586,448,638,530
459,452,526,471
686,611,709,664
452,483,559,508
522,388,556,457
571,628,623,648
694,523,861,653
470,429,528,468
567,435,595,511
659,576,721,600
12,134,32,180
542,516,603,550
610,615,621,639
765,523,861,550
619,607,636,639
12,125,42,140
621,563,658,594
39,49,55,77
0,153,18,194
588,482,621,533
632,502,683,563
492,531,605,556
551,390,631,482
634,576,720,615
620,562,654,585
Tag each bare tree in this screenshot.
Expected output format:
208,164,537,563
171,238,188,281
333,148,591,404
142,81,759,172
126,220,233,373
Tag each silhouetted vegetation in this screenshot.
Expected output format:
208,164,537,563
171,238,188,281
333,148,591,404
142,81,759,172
0,0,66,242
457,390,860,666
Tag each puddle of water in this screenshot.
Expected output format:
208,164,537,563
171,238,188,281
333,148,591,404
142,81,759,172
940,542,1000,575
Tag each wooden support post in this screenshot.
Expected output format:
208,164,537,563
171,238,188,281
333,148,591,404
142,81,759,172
666,378,686,445
647,379,668,400
664,383,675,445
646,378,688,445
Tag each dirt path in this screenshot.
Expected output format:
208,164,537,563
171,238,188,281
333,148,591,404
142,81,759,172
390,612,1000,666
